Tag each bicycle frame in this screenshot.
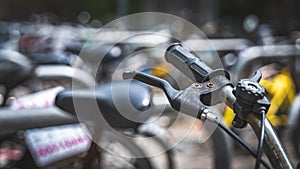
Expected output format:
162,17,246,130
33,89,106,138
222,86,294,169
35,65,95,88
0,107,77,140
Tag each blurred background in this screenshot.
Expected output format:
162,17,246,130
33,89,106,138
1,0,300,37
1,1,300,169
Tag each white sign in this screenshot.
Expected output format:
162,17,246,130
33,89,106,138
25,124,91,167
10,86,64,110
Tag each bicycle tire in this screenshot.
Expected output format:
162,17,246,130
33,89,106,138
138,124,232,169
83,131,154,169
138,131,176,169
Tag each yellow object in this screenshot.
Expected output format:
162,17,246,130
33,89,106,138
223,107,235,127
151,62,172,78
223,68,296,127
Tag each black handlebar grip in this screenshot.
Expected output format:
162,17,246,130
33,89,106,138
165,43,230,82
165,43,214,82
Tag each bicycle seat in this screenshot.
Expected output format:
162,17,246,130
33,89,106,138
28,52,72,66
0,50,34,90
55,80,152,130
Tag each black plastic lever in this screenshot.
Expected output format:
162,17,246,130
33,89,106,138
123,71,181,107
249,71,262,82
123,70,209,118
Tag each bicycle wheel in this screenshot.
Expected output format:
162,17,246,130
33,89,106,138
167,115,232,169
177,126,232,169
83,131,154,169
135,115,232,169
136,131,176,169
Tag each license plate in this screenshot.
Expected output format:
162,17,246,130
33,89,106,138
24,124,92,167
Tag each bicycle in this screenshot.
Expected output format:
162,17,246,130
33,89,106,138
123,43,295,169
182,41,300,165
0,49,155,169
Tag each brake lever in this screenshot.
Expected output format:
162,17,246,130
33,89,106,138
249,71,262,82
123,71,181,109
123,71,219,122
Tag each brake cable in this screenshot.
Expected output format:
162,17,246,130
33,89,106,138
255,111,266,169
217,121,272,169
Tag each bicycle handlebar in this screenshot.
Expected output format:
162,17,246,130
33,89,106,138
123,43,294,169
165,43,230,82
165,43,213,82
164,43,294,169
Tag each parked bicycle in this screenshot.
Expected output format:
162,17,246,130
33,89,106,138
124,43,296,169
0,49,157,169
